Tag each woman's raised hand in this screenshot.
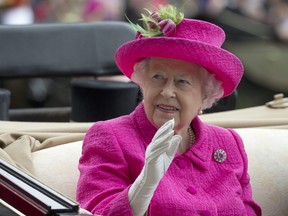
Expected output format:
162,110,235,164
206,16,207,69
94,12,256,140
128,119,182,216
144,119,182,184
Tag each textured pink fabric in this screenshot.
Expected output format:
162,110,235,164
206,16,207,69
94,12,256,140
114,19,244,97
76,103,261,215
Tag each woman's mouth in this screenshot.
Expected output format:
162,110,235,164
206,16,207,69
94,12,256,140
157,104,178,113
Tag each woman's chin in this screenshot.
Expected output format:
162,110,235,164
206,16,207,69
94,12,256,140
155,109,177,119
153,117,178,128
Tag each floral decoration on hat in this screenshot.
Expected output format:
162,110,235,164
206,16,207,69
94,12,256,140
127,5,184,38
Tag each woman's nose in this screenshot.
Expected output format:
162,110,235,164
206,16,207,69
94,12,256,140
160,81,176,98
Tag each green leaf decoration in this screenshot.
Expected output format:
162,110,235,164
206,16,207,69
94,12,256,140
126,4,184,37
158,5,184,24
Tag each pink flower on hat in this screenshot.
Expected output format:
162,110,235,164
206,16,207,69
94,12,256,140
126,5,184,38
136,31,144,39
151,12,161,22
158,19,176,36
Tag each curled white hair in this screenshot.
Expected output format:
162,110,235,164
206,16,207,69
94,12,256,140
132,59,224,110
131,58,149,88
199,67,224,110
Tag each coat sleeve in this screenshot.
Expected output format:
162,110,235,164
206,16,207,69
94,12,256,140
76,122,134,216
228,129,262,216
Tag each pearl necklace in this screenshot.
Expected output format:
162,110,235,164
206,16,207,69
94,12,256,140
188,126,196,146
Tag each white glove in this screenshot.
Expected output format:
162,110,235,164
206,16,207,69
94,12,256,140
128,119,182,216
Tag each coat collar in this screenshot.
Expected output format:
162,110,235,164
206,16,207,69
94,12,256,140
180,117,213,170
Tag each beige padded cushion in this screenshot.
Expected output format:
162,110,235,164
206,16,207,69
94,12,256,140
236,128,288,216
32,141,83,201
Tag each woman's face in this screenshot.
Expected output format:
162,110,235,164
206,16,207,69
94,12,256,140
142,58,204,131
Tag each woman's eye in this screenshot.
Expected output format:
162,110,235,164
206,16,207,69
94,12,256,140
178,79,191,86
152,74,163,80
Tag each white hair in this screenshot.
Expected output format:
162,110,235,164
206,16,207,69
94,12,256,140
198,67,224,109
132,58,224,110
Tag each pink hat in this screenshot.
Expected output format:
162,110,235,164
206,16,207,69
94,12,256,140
115,6,244,97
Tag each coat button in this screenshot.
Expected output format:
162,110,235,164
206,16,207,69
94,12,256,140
177,159,188,169
187,186,197,194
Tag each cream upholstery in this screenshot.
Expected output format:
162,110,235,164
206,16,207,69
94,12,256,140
32,141,83,201
237,128,288,216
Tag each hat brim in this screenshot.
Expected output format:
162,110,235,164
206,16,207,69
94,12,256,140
115,37,244,97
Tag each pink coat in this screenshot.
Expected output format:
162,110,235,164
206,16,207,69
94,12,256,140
77,103,261,215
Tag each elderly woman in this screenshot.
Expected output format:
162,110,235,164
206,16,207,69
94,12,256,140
76,5,261,216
